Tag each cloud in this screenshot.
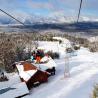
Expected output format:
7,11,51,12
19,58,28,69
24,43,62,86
27,0,82,16
82,0,98,10
27,0,53,11
0,0,21,10
0,0,98,21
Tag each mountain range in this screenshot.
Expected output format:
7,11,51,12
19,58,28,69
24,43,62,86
0,13,98,25
0,14,98,36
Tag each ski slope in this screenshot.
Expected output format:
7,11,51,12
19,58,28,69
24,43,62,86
23,47,98,98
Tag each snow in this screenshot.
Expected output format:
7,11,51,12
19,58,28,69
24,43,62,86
40,56,57,68
0,71,29,98
1,40,98,98
40,56,49,62
16,63,37,81
52,37,71,48
37,41,60,53
0,73,21,89
88,36,98,42
44,57,57,68
37,40,71,58
53,37,70,43
34,56,57,71
19,70,37,81
23,47,98,98
0,82,29,98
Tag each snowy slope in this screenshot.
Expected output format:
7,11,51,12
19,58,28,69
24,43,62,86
37,41,60,52
23,47,98,98
0,41,98,98
37,40,71,58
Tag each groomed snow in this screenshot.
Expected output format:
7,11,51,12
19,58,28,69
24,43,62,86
23,47,98,98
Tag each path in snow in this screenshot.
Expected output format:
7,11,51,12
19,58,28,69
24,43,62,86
23,48,98,98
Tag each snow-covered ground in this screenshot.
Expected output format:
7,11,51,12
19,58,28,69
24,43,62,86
0,73,21,89
1,40,98,98
37,40,71,58
23,47,98,98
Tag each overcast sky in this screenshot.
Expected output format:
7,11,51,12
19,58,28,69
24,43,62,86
0,0,98,19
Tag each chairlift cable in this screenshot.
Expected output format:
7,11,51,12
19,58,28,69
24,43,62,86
0,8,25,26
77,0,83,23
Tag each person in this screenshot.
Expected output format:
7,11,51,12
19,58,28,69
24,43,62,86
36,50,41,63
36,56,41,63
31,52,36,63
31,55,34,61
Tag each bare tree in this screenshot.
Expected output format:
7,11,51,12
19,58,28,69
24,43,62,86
0,35,16,72
0,32,41,72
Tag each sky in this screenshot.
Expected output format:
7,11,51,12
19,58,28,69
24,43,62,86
0,0,98,21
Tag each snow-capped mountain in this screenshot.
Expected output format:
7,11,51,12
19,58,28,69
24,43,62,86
0,12,98,25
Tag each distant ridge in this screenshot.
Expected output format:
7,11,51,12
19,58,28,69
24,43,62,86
0,22,98,35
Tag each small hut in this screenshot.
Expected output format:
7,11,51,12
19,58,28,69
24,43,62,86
16,61,49,89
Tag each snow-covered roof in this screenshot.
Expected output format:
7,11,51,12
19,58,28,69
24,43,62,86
16,62,37,82
35,56,57,71
19,70,37,81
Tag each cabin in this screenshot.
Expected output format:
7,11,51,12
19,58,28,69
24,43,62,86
16,61,49,89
